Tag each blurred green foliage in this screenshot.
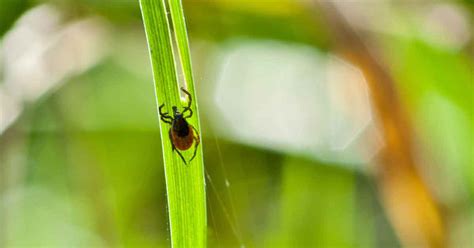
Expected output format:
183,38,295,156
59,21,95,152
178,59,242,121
0,0,29,37
1,0,472,247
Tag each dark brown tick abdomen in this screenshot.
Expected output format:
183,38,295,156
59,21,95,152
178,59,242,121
170,126,194,150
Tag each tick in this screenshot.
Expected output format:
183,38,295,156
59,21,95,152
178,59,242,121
159,87,200,164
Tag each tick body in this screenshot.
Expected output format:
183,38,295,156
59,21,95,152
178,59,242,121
159,87,200,164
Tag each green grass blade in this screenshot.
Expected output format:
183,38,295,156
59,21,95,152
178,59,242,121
139,0,206,247
167,0,194,93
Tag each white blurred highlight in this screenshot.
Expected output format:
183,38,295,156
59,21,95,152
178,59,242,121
212,40,382,166
421,3,471,50
333,1,471,50
0,4,109,134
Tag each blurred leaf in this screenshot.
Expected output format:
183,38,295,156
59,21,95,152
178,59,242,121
387,38,474,194
0,0,29,38
265,157,355,247
183,1,330,50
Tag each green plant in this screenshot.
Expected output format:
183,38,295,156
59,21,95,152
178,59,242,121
139,0,206,247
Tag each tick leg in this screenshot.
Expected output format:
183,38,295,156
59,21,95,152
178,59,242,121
181,87,193,118
159,104,167,115
160,117,173,125
181,87,192,108
169,130,187,165
160,115,173,124
159,104,173,124
160,114,173,124
183,107,193,119
189,126,200,163
161,112,172,119
189,138,199,163
175,149,187,165
191,126,200,142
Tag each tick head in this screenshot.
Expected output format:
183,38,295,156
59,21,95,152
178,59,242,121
172,106,181,118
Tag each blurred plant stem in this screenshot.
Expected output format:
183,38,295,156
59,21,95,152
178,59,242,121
315,1,446,248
